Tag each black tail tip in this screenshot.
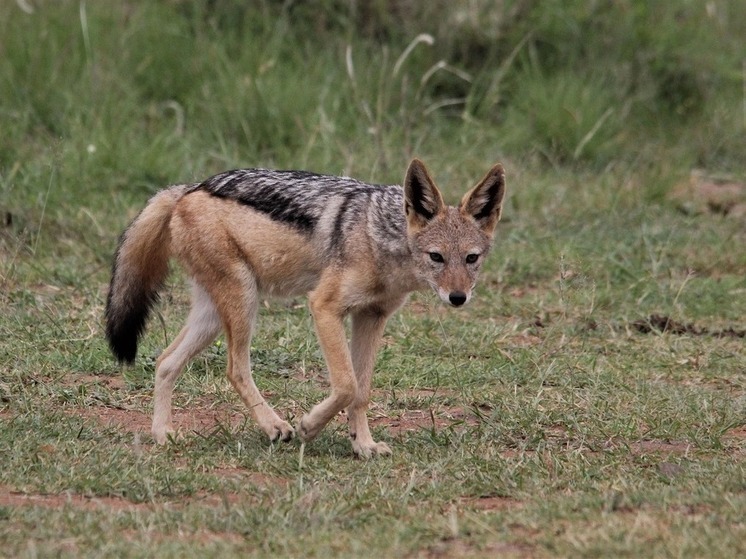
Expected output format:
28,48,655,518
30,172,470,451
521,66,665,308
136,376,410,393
112,346,138,365
105,302,150,365
107,332,138,365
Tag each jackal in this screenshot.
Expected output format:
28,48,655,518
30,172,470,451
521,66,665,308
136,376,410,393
105,159,506,457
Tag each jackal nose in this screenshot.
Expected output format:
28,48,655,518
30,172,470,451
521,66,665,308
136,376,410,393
449,291,467,307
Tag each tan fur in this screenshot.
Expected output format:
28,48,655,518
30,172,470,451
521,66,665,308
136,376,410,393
107,159,506,458
108,188,181,315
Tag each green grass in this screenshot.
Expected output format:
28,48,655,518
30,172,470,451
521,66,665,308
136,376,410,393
1,1,745,557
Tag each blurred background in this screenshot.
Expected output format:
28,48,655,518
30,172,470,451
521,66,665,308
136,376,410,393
0,0,744,284
2,2,744,179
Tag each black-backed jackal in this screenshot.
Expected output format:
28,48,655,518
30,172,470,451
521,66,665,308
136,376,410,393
105,159,506,457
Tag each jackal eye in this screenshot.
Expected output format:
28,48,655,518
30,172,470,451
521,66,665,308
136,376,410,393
465,253,480,264
429,252,444,263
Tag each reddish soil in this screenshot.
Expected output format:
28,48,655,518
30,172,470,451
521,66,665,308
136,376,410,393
61,373,126,390
723,426,746,456
506,332,543,347
460,495,524,512
632,314,745,338
69,400,252,441
0,487,268,520
421,537,534,559
670,172,746,218
724,425,746,439
370,406,478,437
0,485,154,512
64,387,464,441
625,440,694,455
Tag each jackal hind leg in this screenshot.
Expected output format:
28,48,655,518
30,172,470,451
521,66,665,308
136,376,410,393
346,302,402,458
152,282,222,444
209,268,294,443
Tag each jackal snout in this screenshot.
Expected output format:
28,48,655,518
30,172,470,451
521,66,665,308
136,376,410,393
430,256,479,307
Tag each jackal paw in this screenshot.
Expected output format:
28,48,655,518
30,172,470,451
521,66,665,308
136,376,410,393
266,420,295,443
152,426,178,445
352,439,392,459
297,415,323,442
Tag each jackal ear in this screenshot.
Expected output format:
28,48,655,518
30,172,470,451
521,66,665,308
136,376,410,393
404,158,445,229
459,164,506,236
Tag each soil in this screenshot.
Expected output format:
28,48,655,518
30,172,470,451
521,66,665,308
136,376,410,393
460,495,524,512
0,485,154,511
670,171,746,218
71,402,254,439
631,314,745,338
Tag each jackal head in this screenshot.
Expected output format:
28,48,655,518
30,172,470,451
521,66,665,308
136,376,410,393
404,159,506,307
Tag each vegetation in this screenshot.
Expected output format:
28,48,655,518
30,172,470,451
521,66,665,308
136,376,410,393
1,1,744,557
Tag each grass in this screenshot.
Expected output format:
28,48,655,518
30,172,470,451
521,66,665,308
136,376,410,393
1,1,745,557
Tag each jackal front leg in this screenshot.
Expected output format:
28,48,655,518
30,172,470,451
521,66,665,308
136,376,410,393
298,289,357,443
347,306,398,458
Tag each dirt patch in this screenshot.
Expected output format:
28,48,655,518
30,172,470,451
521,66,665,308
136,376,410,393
670,171,746,218
118,527,246,547
507,333,543,347
460,495,524,512
632,314,745,339
724,425,746,440
70,388,481,447
421,538,534,559
194,468,290,488
500,436,696,459
723,426,746,456
386,387,458,399
61,373,126,391
629,440,693,455
667,503,714,517
70,402,251,441
600,438,693,456
507,285,541,299
0,484,263,514
371,407,478,437
0,485,154,512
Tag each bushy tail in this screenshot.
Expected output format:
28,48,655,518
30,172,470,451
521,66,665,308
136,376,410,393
105,185,186,363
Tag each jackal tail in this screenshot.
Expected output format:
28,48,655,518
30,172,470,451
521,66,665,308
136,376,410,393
105,186,186,363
